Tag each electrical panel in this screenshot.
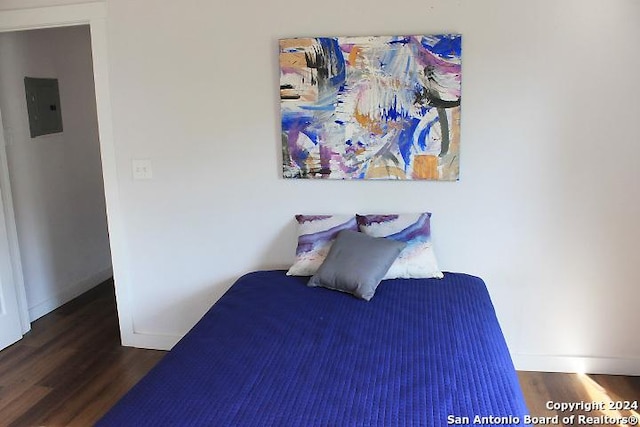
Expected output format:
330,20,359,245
24,77,63,138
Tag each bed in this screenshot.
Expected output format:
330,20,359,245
98,270,529,426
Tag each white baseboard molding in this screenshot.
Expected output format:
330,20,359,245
28,267,113,322
121,330,181,351
513,353,640,376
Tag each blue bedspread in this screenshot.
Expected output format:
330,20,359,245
99,271,529,426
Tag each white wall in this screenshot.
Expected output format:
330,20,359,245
99,0,640,374
2,0,637,374
0,25,112,320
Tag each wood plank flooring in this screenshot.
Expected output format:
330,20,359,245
518,371,640,424
0,279,165,426
0,279,638,426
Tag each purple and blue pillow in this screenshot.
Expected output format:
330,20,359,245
356,213,443,279
286,214,358,276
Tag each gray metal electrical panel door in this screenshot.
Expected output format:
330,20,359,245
24,77,63,138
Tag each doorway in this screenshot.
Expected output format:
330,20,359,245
1,23,112,327
0,4,126,351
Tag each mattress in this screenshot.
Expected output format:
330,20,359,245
98,270,529,426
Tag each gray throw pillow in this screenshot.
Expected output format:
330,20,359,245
307,230,406,301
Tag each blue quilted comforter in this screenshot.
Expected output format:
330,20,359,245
99,270,529,426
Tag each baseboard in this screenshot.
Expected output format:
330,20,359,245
28,267,113,322
513,353,640,376
121,330,181,351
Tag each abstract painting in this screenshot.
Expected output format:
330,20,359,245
280,34,461,180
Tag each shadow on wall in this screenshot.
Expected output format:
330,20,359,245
256,218,297,271
135,272,241,342
272,37,284,180
129,218,297,344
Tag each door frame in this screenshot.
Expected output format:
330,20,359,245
0,3,133,342
0,97,29,334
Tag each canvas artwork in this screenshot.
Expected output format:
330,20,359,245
280,34,461,180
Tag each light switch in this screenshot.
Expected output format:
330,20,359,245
132,159,153,180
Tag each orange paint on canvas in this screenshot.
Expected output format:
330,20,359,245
365,164,406,180
348,46,362,67
412,155,439,180
280,52,307,69
279,38,315,50
354,109,383,134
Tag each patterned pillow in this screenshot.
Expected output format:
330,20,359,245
286,214,358,276
356,213,444,279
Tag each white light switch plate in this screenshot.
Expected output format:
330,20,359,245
132,159,153,180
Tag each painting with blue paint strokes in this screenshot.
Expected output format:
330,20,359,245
280,34,461,180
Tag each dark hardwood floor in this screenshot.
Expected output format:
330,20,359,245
0,279,166,426
0,280,638,426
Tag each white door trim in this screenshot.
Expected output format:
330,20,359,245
0,107,29,334
0,2,135,345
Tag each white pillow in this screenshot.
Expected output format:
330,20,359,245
286,214,358,276
356,213,443,279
